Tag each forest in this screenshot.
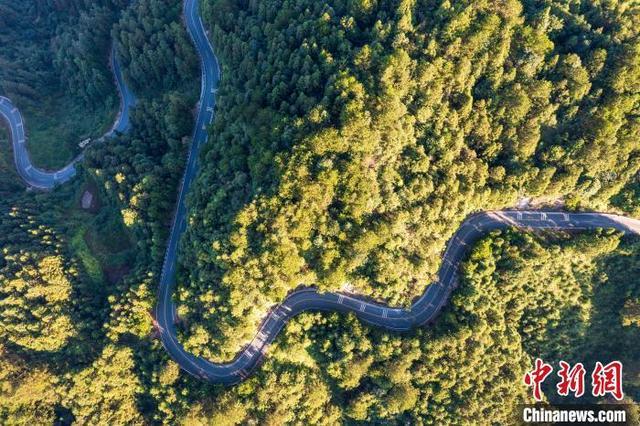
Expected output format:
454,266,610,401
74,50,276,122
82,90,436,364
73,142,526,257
177,0,640,362
0,0,638,424
176,231,640,424
0,0,128,168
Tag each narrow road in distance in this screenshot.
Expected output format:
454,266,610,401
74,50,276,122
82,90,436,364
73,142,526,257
0,50,135,190
1,0,638,386
154,0,640,385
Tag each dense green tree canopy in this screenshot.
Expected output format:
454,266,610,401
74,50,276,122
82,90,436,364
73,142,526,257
0,203,77,351
0,0,128,167
0,0,638,423
176,231,640,424
0,0,126,108
113,0,199,96
177,0,640,360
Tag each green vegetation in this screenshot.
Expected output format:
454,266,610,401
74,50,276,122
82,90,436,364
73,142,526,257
4,193,637,423
0,221,76,352
1,0,639,423
25,98,117,169
113,0,199,96
0,128,22,195
0,0,126,169
1,0,198,422
177,0,640,360
70,225,105,286
176,231,639,424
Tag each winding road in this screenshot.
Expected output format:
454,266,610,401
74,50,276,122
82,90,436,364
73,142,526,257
158,209,640,384
154,0,640,384
2,0,640,385
0,49,135,190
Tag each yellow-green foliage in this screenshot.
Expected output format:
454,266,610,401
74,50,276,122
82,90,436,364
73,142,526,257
175,231,639,424
179,0,640,360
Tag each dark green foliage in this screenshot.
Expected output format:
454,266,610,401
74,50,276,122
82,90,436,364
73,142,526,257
113,0,199,96
177,0,640,360
0,0,127,168
0,0,639,423
0,130,22,196
85,94,193,262
0,1,197,423
176,231,640,424
0,0,125,107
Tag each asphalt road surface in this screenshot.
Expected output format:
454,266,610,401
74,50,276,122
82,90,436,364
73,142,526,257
0,49,135,190
2,0,639,386
152,0,640,385
157,206,640,384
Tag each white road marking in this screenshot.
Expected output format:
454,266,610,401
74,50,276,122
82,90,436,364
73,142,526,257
28,0,634,388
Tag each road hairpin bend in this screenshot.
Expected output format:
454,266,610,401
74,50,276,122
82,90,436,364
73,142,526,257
2,0,639,385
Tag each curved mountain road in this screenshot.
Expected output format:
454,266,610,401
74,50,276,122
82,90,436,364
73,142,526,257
159,208,640,384
0,49,135,190
155,0,640,384
2,0,639,386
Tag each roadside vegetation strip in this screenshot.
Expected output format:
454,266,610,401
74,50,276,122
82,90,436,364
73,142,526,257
153,1,640,382
158,205,640,384
0,50,135,190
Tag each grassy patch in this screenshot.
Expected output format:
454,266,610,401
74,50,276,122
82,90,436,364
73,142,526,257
85,207,133,256
70,225,105,287
23,91,118,170
65,175,135,285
